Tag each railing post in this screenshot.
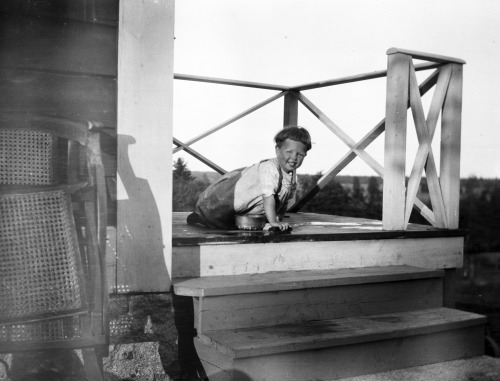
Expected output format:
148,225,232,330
383,52,410,230
283,91,299,127
440,63,463,229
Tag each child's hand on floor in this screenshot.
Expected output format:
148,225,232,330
264,222,292,232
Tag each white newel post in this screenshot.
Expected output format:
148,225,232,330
383,52,410,230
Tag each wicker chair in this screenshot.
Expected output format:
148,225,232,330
0,113,109,380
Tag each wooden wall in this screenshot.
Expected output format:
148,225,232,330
0,0,118,124
1,0,176,293
0,0,119,228
1,0,176,294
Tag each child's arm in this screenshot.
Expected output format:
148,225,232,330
263,195,290,231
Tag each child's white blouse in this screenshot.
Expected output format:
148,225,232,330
233,158,297,215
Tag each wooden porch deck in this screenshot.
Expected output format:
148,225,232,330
173,212,464,246
172,212,465,279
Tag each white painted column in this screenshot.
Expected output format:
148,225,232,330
283,92,298,127
440,63,463,229
383,52,410,230
117,0,175,291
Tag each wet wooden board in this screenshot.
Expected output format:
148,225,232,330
173,212,464,246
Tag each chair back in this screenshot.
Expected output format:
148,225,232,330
0,113,108,367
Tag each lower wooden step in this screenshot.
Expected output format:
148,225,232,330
337,355,500,381
195,308,486,381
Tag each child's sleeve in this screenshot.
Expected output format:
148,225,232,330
258,161,280,198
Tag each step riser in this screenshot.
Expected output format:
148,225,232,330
195,324,485,381
195,278,443,334
173,237,463,277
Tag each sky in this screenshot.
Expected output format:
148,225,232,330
172,0,500,178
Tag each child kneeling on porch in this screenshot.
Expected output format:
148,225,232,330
187,126,312,231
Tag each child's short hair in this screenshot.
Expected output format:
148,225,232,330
274,126,312,151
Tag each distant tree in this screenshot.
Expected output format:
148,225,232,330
366,176,382,219
173,157,193,181
201,173,210,184
300,178,351,216
349,177,367,216
352,177,363,200
172,158,209,211
463,176,480,195
296,175,374,217
294,172,322,207
460,181,500,253
297,172,322,195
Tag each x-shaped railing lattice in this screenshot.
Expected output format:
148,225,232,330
173,48,464,230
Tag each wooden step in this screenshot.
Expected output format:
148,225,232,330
174,266,444,333
336,355,500,381
195,308,486,381
198,308,485,358
174,266,443,297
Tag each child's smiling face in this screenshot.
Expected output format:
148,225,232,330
275,138,308,173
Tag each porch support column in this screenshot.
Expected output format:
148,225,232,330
283,91,299,127
440,63,463,229
383,52,410,230
116,0,175,291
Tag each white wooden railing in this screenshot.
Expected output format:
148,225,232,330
173,48,465,230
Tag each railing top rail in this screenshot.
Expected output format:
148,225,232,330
175,62,440,93
174,73,289,91
290,62,440,91
387,47,466,65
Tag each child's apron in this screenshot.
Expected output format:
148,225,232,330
191,161,283,229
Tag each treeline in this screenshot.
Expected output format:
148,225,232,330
172,158,384,219
173,158,500,253
460,178,500,253
295,174,383,220
172,158,210,212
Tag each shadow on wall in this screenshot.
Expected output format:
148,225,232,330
114,134,170,293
